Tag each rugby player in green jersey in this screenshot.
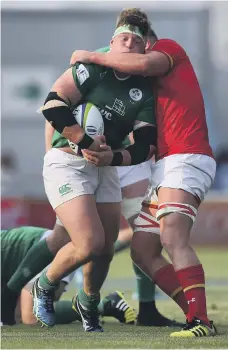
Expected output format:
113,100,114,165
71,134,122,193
33,14,157,331
1,226,135,326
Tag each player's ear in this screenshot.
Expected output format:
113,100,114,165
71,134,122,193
110,39,114,49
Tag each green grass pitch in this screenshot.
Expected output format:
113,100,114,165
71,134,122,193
2,247,228,349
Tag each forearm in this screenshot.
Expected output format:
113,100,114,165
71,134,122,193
111,144,155,166
90,52,149,76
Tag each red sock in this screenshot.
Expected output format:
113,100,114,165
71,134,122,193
154,264,188,315
176,264,210,326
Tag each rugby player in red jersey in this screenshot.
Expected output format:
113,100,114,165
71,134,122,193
71,8,217,337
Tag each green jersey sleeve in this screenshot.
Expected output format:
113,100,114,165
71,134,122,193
135,97,156,126
72,63,103,96
96,46,110,53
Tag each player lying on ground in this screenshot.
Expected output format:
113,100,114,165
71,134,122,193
33,15,157,331
70,8,217,337
1,227,135,326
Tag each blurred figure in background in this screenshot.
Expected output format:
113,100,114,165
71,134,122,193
1,152,18,197
213,149,228,191
1,152,27,229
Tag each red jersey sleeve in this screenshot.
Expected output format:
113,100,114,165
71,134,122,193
151,39,186,69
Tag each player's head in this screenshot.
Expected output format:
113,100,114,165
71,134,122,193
115,8,158,51
146,26,158,50
110,8,149,54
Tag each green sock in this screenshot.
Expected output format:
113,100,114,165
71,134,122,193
7,239,54,293
133,263,156,302
97,298,109,315
39,271,59,290
78,289,100,310
55,300,81,324
114,240,130,254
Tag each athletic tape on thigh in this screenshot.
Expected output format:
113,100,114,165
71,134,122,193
121,197,144,220
134,205,160,234
156,202,198,222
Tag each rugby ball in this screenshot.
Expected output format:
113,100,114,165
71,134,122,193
72,102,104,138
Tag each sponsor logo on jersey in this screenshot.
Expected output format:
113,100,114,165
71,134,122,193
111,98,125,116
76,64,90,85
98,107,112,121
129,88,142,102
86,125,97,136
59,183,73,196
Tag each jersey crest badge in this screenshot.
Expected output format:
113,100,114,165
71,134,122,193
129,88,142,102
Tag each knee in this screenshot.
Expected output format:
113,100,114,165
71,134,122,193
78,236,106,261
159,216,187,254
46,225,70,255
99,242,115,264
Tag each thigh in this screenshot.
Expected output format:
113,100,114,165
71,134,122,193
133,186,160,234
43,148,98,209
96,202,121,248
121,179,149,224
55,195,105,249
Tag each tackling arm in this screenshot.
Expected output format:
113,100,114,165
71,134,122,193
88,50,170,76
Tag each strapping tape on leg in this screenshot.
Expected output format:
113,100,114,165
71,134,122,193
134,210,160,234
156,202,197,222
121,197,144,221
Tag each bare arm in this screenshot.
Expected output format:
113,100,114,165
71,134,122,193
70,50,170,77
41,68,105,151
91,51,170,76
42,67,85,144
51,67,82,105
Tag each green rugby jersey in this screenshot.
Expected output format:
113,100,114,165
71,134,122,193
52,62,155,150
1,226,47,284
97,46,131,148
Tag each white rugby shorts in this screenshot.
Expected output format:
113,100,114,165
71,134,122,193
43,148,121,209
144,153,216,203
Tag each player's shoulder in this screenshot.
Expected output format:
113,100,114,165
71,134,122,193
73,62,106,75
72,62,107,86
152,38,186,54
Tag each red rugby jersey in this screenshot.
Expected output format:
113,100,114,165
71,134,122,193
150,39,213,160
